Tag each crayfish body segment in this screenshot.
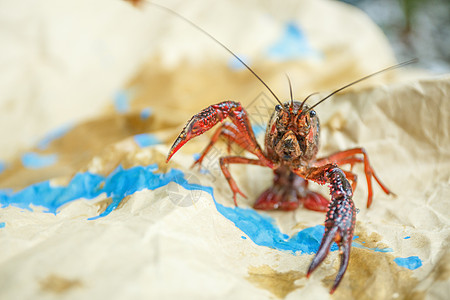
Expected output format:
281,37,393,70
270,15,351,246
167,99,392,293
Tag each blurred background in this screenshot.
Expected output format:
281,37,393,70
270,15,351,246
341,0,450,73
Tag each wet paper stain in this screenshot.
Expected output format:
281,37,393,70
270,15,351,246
247,265,304,298
39,274,82,294
322,248,421,299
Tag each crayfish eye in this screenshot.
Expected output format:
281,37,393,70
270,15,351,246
275,104,282,112
309,110,316,118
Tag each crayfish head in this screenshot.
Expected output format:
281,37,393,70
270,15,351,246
266,101,320,164
274,130,303,161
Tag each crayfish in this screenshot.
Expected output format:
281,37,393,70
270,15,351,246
153,2,414,294
166,77,396,293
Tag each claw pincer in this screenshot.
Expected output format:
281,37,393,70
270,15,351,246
167,101,241,162
307,167,356,294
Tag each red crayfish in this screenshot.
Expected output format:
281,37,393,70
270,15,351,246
154,2,414,294
166,72,398,293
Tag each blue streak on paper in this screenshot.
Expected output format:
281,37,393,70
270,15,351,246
352,243,393,253
37,124,73,150
0,165,394,255
21,152,58,169
0,172,103,213
404,236,411,239
228,55,250,70
394,256,422,270
140,107,152,120
353,236,392,252
212,199,337,254
114,90,130,113
0,222,5,228
133,134,161,148
252,124,267,137
267,22,319,60
0,165,205,220
0,161,6,174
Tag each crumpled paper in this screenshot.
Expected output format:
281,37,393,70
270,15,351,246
0,0,449,299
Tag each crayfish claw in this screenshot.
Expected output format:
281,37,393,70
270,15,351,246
305,166,356,293
330,240,351,294
307,222,353,294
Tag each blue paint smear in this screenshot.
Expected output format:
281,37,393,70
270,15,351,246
140,107,152,120
252,124,267,137
352,243,393,253
0,165,394,255
228,55,250,70
213,200,336,254
133,134,161,148
0,222,5,228
404,236,411,239
0,161,6,174
394,256,422,270
0,165,205,220
241,236,247,240
114,90,130,113
37,124,73,150
267,22,319,60
21,152,58,169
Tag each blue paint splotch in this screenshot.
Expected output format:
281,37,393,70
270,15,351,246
213,200,334,254
114,90,130,113
0,222,5,229
0,165,205,220
404,236,411,239
267,22,320,60
0,161,6,174
133,134,161,148
21,152,58,169
394,256,422,270
252,124,267,137
37,124,73,150
140,107,152,120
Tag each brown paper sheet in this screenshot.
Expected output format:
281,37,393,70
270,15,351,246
0,0,449,299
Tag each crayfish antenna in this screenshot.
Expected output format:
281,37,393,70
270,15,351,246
143,1,284,106
307,58,418,111
285,73,294,111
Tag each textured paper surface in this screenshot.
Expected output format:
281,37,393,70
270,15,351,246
0,0,449,299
